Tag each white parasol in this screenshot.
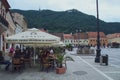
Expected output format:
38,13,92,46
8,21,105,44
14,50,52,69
5,28,60,64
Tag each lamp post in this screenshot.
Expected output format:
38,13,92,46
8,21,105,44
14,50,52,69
95,0,101,63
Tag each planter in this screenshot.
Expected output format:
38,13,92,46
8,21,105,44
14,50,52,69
56,67,66,74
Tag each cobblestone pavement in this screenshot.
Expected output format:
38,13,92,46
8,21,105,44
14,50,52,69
80,56,120,80
0,50,120,80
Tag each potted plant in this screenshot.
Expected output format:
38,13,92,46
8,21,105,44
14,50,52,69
66,44,73,51
55,53,74,74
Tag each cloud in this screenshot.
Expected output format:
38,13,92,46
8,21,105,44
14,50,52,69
99,0,120,22
7,0,120,22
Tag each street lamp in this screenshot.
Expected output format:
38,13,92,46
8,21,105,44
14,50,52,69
95,0,101,63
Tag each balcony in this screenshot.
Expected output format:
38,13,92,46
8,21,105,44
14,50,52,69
0,15,9,33
0,15,9,27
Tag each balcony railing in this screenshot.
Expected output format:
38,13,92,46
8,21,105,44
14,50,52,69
0,15,9,27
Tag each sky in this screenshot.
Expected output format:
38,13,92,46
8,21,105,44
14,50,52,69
7,0,120,22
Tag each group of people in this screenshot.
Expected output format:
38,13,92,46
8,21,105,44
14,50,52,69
0,46,65,71
0,46,32,71
37,48,56,71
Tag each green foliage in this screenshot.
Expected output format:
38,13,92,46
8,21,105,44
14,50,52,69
53,47,63,54
56,52,74,68
66,44,72,48
66,44,73,51
11,9,120,34
56,53,65,65
52,46,74,68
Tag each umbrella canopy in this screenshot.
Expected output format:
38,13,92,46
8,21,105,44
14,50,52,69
53,41,66,47
5,28,60,45
5,28,61,65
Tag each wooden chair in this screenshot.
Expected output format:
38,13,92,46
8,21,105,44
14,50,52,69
42,57,53,72
12,58,21,72
23,58,32,68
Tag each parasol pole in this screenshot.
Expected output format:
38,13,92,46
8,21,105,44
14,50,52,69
33,46,36,65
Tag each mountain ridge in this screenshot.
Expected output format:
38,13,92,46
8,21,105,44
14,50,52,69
11,9,120,34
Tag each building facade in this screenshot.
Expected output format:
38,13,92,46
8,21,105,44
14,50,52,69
0,0,10,51
12,12,27,32
107,33,120,47
73,32,89,46
88,32,108,47
0,0,28,52
63,34,74,46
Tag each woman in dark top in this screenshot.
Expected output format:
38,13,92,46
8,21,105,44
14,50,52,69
24,49,31,59
0,51,11,71
13,49,21,58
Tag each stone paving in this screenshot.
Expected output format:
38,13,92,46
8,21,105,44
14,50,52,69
0,50,120,80
80,56,120,80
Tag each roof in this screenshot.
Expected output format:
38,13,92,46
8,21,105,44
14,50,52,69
107,33,120,39
63,34,74,39
5,28,60,44
39,28,48,32
73,33,88,39
87,32,106,38
1,0,10,11
51,33,64,40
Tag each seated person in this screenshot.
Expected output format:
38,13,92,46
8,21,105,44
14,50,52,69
8,46,15,57
23,49,32,67
13,49,21,58
13,49,24,71
0,51,11,71
50,48,54,54
24,49,31,59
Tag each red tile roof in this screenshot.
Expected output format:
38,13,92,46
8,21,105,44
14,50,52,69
73,33,88,39
107,33,120,39
51,33,64,40
63,34,74,39
39,28,47,32
87,32,106,38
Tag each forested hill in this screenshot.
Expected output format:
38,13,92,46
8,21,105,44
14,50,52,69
11,9,120,34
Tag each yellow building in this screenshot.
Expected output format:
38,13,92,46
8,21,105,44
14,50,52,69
107,33,120,44
88,32,108,47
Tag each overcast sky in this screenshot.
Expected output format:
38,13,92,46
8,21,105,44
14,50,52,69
8,0,120,22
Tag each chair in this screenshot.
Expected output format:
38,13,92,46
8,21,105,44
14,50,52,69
41,57,53,72
23,58,32,68
23,52,32,68
12,58,21,72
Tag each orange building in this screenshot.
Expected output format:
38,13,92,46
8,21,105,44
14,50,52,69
88,32,108,47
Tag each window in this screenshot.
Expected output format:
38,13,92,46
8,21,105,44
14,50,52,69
2,35,4,41
6,43,9,49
